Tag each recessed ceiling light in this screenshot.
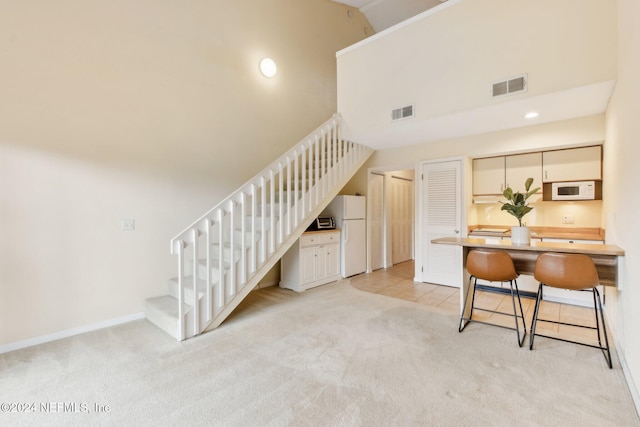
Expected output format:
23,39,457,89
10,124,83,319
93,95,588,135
525,112,539,119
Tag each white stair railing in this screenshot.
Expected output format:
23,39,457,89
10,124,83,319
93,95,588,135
169,114,372,340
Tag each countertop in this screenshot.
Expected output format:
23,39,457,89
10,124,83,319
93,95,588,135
431,237,625,287
434,236,624,256
303,229,340,234
468,225,605,241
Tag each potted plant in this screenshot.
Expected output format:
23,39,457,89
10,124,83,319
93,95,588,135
500,177,540,244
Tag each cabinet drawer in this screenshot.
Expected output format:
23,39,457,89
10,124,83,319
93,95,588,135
301,232,340,247
320,232,340,244
300,234,321,247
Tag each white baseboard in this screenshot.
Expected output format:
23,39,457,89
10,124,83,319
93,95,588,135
616,338,640,418
0,312,145,355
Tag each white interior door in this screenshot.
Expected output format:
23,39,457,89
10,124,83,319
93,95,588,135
369,173,385,271
420,160,462,287
391,175,413,264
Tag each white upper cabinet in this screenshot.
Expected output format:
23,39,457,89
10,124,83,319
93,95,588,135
542,146,602,182
505,152,543,192
473,156,505,195
473,153,542,196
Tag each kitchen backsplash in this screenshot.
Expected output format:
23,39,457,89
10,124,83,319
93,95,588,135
469,200,603,228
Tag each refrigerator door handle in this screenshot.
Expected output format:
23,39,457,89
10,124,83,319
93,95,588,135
343,222,348,242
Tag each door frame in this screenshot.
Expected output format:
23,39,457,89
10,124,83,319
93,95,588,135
415,156,471,283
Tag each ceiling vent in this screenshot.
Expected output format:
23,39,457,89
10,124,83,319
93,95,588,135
392,104,414,121
491,74,527,97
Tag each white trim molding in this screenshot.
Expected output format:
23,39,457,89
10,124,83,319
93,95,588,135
0,312,145,355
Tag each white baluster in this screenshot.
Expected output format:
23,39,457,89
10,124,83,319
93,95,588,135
217,209,224,309
177,241,185,341
191,228,199,336
240,192,246,284
229,201,235,296
294,151,299,227
205,219,212,323
301,146,307,215
269,170,275,254
314,135,320,207
278,162,284,245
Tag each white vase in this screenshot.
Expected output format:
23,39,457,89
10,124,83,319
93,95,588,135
511,226,531,245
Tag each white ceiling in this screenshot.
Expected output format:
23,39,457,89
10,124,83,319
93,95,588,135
335,0,446,32
346,80,616,150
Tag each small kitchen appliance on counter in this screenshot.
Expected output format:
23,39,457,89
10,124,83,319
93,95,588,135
306,216,336,231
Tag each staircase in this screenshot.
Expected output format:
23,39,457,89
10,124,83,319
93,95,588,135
145,114,373,340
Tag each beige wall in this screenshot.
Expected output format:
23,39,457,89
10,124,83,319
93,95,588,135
604,0,640,404
0,1,371,345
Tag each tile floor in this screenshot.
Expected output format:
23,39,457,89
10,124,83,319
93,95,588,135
349,260,605,347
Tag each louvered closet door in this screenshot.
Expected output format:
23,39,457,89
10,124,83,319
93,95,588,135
421,160,462,287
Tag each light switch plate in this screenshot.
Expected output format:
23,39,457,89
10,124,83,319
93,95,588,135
562,215,574,224
121,219,135,231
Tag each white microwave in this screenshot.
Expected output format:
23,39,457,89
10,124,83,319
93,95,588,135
551,181,596,201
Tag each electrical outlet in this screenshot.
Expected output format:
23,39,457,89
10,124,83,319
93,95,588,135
121,219,136,231
562,215,574,224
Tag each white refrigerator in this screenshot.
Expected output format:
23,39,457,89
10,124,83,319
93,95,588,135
322,195,366,278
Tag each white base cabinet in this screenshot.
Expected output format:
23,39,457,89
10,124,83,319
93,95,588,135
280,231,341,292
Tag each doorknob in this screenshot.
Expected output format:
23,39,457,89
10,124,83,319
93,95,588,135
454,229,460,234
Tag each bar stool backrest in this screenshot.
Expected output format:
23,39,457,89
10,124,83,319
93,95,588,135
467,250,518,282
534,253,599,290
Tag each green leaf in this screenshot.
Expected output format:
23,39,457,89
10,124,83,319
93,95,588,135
503,187,514,201
525,177,533,191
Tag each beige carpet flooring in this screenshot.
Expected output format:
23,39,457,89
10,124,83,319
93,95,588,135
1,280,639,426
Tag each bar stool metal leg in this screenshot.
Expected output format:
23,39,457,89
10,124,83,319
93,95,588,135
459,276,527,347
459,275,476,332
529,284,612,369
593,288,612,369
529,283,543,350
459,249,526,347
508,279,527,347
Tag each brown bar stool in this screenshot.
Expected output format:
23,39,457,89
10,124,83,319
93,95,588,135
530,252,612,369
459,249,527,347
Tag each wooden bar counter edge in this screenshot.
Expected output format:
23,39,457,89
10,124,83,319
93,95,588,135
431,237,625,288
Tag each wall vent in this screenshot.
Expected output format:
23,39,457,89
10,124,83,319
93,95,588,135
391,104,414,121
491,74,527,97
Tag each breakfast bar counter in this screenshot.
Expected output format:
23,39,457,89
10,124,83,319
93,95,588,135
431,237,626,316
